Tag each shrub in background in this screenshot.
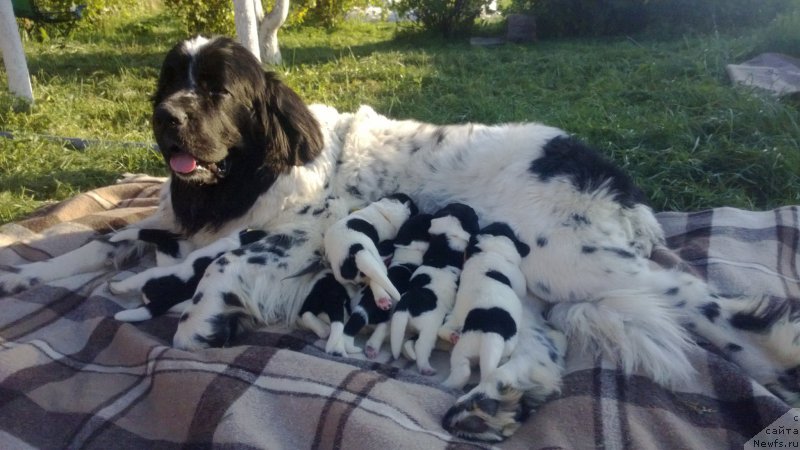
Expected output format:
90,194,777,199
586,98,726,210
163,0,369,35
16,0,144,39
395,0,496,36
504,0,795,39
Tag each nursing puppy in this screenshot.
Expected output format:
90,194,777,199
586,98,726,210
442,305,567,443
323,194,417,311
342,213,433,358
110,228,267,321
390,203,479,375
440,222,531,389
297,269,353,356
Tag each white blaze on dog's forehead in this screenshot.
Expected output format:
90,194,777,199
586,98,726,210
182,36,211,55
182,36,211,90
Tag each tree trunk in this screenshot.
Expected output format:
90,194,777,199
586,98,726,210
0,1,34,103
258,0,290,65
233,0,262,62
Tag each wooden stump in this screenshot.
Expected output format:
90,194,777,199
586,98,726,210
506,14,536,43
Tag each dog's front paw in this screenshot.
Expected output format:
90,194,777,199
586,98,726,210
108,228,141,243
364,345,380,359
0,272,38,296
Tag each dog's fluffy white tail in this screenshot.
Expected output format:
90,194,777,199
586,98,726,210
390,310,410,359
355,252,401,300
548,290,696,387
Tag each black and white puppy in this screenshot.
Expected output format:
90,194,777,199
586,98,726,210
110,228,267,321
297,269,353,356
390,203,479,375
442,304,566,443
440,223,531,389
342,213,433,358
323,194,417,311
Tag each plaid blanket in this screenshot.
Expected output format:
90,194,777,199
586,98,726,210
0,175,796,449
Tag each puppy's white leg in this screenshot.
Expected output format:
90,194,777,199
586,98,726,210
364,323,389,359
413,320,440,375
390,310,411,359
325,322,347,356
343,335,362,354
443,337,473,389
478,334,506,382
299,312,330,339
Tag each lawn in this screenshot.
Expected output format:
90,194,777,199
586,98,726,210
1,4,799,224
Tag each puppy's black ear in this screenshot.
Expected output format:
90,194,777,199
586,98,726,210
514,238,531,258
258,71,324,167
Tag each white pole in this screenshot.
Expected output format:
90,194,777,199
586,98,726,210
0,0,34,103
233,0,262,62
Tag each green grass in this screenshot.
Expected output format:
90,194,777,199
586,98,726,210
1,6,799,224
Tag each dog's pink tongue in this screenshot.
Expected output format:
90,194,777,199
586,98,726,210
170,153,197,174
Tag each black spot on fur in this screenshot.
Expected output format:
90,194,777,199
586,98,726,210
424,235,466,269
395,214,432,247
298,205,311,215
346,185,362,197
312,207,326,216
729,297,790,333
141,256,214,316
346,218,380,246
138,229,183,258
383,193,418,216
528,135,647,208
582,246,597,254
179,313,190,322
238,229,268,245
434,128,446,145
247,256,267,265
604,246,635,259
463,307,517,340
536,236,548,247
665,287,680,296
699,302,721,322
571,214,591,226
216,257,229,266
485,270,511,288
433,203,480,236
222,292,244,308
395,274,437,316
192,292,203,304
300,273,350,323
536,282,551,295
340,244,364,280
725,343,743,352
194,313,242,347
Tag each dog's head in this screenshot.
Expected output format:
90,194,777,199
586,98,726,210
442,382,536,443
465,222,531,260
152,36,323,231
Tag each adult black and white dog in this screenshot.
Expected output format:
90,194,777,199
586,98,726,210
1,35,798,415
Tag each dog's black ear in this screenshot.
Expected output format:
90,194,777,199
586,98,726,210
514,238,531,258
257,71,324,167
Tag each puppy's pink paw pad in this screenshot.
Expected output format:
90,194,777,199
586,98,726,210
449,333,460,345
376,297,392,310
365,346,379,359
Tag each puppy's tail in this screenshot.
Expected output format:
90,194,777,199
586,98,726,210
390,306,411,359
355,251,400,301
548,288,695,387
